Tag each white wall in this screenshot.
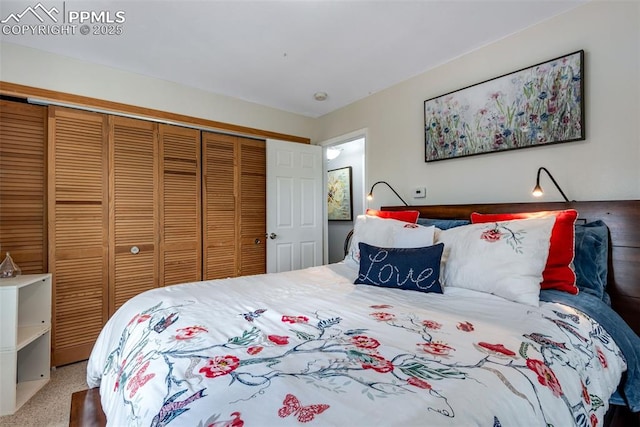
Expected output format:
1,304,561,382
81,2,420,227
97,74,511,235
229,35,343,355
0,42,316,140
1,1,638,211
315,1,640,208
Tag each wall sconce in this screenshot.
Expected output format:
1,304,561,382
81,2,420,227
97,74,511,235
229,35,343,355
367,181,409,206
326,147,342,160
531,167,572,202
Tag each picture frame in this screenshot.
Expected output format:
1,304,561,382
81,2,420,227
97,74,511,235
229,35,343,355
424,50,585,162
327,166,353,221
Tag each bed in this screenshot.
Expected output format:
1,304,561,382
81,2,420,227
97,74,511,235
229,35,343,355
86,200,640,427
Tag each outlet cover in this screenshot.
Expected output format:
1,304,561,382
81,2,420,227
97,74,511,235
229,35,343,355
413,187,426,198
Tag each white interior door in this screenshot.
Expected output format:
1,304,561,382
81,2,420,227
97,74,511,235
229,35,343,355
266,139,323,273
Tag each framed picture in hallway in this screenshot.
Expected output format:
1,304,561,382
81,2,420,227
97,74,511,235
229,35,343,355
424,50,585,162
327,166,353,221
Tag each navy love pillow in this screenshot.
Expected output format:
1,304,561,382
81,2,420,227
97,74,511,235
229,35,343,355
355,242,444,294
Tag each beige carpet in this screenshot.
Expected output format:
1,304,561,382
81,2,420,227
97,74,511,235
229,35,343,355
0,361,88,427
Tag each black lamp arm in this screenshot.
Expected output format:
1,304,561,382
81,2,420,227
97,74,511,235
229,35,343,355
535,167,571,202
368,181,409,206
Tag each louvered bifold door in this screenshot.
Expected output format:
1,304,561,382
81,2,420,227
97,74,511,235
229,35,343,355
202,132,238,279
48,107,109,366
159,124,201,286
238,138,266,276
109,117,159,313
0,100,47,274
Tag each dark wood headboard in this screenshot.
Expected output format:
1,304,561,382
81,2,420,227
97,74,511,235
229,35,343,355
382,201,640,336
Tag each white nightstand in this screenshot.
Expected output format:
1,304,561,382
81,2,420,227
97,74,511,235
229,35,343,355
0,274,52,416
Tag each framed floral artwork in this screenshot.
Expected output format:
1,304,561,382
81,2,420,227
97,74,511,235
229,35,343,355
327,166,353,221
424,50,584,162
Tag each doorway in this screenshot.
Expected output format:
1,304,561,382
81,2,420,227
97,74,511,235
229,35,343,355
321,130,366,264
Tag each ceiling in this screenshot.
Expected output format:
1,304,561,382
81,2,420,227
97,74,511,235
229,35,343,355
1,0,586,117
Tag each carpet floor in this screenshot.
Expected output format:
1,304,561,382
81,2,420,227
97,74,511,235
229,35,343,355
0,361,88,427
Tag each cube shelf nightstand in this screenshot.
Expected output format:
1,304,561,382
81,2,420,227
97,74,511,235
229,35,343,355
0,273,52,416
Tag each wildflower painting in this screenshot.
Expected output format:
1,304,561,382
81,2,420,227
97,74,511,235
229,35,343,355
424,50,584,162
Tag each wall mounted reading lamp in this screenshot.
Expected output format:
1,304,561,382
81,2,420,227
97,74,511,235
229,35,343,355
367,181,409,206
531,167,573,202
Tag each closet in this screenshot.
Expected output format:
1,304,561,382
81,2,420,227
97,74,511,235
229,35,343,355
0,100,47,274
159,125,202,286
48,107,109,366
1,99,267,365
202,132,266,279
109,116,159,312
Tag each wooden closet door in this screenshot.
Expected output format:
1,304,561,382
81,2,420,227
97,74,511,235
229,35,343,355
48,107,109,366
238,139,266,276
202,133,266,279
109,116,159,313
159,125,201,286
0,101,47,274
202,133,237,279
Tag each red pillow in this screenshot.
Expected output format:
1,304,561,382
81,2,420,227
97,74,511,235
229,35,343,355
366,209,419,224
470,210,578,294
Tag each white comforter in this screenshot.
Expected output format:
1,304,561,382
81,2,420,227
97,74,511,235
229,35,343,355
87,263,625,427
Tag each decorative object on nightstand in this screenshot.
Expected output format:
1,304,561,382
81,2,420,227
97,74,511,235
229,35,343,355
0,273,52,416
0,252,21,278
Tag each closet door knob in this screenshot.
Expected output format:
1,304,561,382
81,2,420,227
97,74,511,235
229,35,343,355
254,238,262,245
130,246,140,254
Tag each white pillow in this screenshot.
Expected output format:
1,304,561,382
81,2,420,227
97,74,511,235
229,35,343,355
393,222,435,248
436,217,555,306
344,215,435,268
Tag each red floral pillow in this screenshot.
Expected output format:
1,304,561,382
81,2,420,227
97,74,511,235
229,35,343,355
470,210,578,294
366,209,419,224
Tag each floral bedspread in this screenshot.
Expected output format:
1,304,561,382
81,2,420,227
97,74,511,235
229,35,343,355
87,263,625,426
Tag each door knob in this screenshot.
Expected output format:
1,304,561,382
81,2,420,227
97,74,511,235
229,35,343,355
268,233,277,240
130,246,140,254
254,238,261,245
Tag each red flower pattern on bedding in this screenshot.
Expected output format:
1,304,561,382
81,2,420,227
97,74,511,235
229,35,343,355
457,321,474,332
526,359,563,397
361,354,394,373
407,377,432,390
127,313,151,326
268,335,290,345
417,341,455,357
581,380,591,405
199,355,240,378
175,325,207,340
596,346,608,368
370,304,392,309
370,312,395,321
208,411,244,427
281,315,309,324
247,346,263,355
104,299,617,426
350,335,380,350
422,320,442,330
